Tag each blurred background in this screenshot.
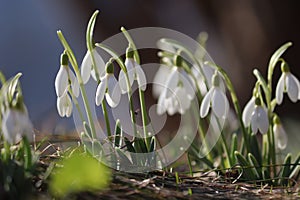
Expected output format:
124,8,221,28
0,0,299,151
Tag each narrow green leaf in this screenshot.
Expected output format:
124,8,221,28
249,133,262,165
279,153,292,185
269,42,292,71
248,153,262,179
235,151,257,181
230,133,238,164
114,119,122,148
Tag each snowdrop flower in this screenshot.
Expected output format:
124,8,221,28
57,91,73,117
157,57,195,115
1,108,33,144
200,72,229,118
276,62,300,105
119,47,146,94
95,61,121,107
273,115,287,150
152,64,173,98
242,96,256,127
243,97,269,134
55,52,79,97
81,48,105,84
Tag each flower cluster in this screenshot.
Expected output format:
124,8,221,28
0,73,33,144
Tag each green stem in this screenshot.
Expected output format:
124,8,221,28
102,101,112,138
121,27,151,150
95,43,138,137
57,31,97,139
206,62,250,153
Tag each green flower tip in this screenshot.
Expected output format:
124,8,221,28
106,60,114,74
254,97,261,106
273,115,281,124
126,46,134,59
281,61,290,73
174,54,183,67
212,73,220,87
60,52,69,66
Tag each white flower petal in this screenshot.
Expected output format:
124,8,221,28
106,75,121,107
81,51,92,84
135,64,147,91
69,70,80,97
212,88,228,118
180,70,195,100
257,106,269,134
95,76,107,106
273,124,288,150
286,73,300,102
152,64,172,98
275,74,285,105
242,97,255,126
55,66,68,97
250,108,259,134
65,94,73,117
175,87,190,114
118,70,129,94
165,67,179,97
91,49,105,81
166,97,177,115
157,91,167,115
200,88,213,118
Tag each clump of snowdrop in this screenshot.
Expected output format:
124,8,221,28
1,108,33,144
118,47,147,93
95,60,121,107
275,61,300,105
200,71,229,118
0,73,33,144
55,52,79,117
157,55,195,115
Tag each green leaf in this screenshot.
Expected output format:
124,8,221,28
114,119,122,148
50,151,110,197
269,42,292,71
248,153,262,179
278,153,292,186
235,151,257,181
249,133,262,165
230,133,238,164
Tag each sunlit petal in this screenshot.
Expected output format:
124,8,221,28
55,66,68,97
200,88,213,118
91,49,106,81
257,106,269,134
65,94,73,117
106,75,121,107
180,70,195,100
212,88,228,118
242,97,255,126
95,76,107,106
69,70,80,97
80,51,92,84
286,73,300,102
152,64,172,98
135,64,147,91
275,74,285,105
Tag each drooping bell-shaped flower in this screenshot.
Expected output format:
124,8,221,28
57,91,73,117
242,96,256,127
81,47,105,84
200,72,229,118
276,61,300,105
157,55,195,115
118,47,146,94
1,108,33,144
248,98,269,134
55,52,79,97
95,61,121,108
273,115,287,150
